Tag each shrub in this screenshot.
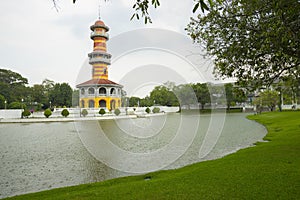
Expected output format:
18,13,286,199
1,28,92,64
44,108,52,118
99,108,106,116
81,109,88,117
145,107,151,114
8,102,25,109
152,107,160,113
114,108,121,116
61,109,69,117
22,110,31,118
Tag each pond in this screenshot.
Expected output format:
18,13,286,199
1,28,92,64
0,113,266,198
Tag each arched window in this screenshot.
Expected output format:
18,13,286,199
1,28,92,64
88,100,95,108
110,88,116,95
81,88,85,95
88,87,95,95
99,87,106,95
99,100,106,108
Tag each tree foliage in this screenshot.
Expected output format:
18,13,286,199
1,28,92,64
0,68,75,110
225,83,247,109
187,0,300,88
44,108,52,118
150,85,178,106
22,110,31,118
152,107,160,113
129,96,140,107
173,84,197,109
0,68,28,103
81,109,88,117
99,108,106,116
145,107,151,114
254,90,279,111
114,108,121,116
0,94,5,109
191,83,211,109
61,109,70,117
49,83,73,107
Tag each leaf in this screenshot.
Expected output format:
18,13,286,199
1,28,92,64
200,1,209,12
193,3,200,13
130,14,136,21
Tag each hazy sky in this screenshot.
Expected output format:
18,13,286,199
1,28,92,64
0,0,223,97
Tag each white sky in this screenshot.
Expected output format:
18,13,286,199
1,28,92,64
0,0,227,97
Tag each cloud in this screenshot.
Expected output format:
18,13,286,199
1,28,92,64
0,0,215,89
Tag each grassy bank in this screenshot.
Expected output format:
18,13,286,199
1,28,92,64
6,112,300,199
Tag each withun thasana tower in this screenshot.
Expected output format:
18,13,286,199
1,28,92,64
77,18,122,110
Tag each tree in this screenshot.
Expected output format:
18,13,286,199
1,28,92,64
139,96,153,107
0,68,28,86
99,108,106,116
233,87,247,104
150,85,178,106
0,68,29,103
49,83,73,107
81,109,88,117
129,96,140,107
173,84,197,109
186,0,300,88
0,94,5,109
44,108,52,118
192,83,211,109
8,102,26,109
61,109,70,117
114,108,121,116
30,84,48,105
225,83,235,110
145,107,151,114
22,110,31,118
224,83,247,110
255,90,279,111
152,107,160,113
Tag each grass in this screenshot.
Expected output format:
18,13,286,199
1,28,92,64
5,111,300,199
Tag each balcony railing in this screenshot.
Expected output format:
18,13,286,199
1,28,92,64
89,57,111,65
90,32,109,39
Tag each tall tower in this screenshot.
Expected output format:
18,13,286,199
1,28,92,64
89,20,111,80
76,19,123,110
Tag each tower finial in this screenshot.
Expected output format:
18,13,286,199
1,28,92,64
98,3,101,19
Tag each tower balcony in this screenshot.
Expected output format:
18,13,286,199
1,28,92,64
88,52,112,59
90,31,109,40
89,57,111,65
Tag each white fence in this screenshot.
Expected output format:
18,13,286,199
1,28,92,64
0,110,23,119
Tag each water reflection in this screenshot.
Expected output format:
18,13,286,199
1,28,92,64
0,113,266,198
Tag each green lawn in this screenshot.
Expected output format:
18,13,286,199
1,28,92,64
6,111,300,199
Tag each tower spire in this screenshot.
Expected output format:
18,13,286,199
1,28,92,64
98,4,101,19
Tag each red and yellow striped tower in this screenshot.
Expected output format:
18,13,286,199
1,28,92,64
89,20,111,80
76,19,123,110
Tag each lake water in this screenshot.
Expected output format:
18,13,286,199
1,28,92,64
0,113,266,198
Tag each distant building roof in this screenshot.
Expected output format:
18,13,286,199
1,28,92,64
76,79,122,88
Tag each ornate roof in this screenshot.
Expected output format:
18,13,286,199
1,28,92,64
90,20,109,31
76,79,122,87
